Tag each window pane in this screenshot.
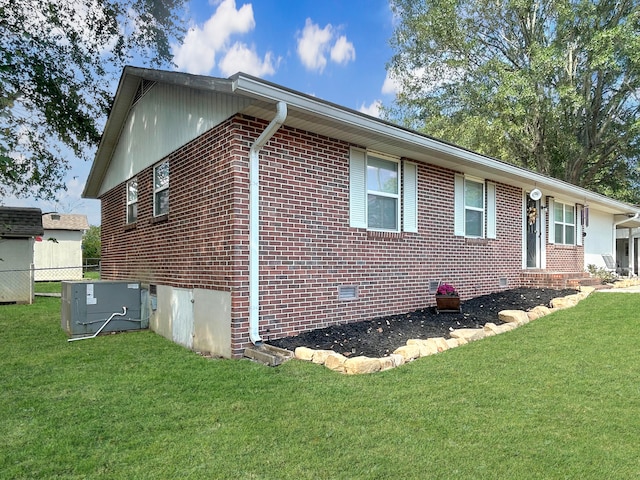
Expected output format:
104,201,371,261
464,180,483,208
555,224,564,243
154,162,169,190
367,157,397,194
127,203,137,223
368,194,397,230
565,225,575,244
155,190,169,216
554,203,564,222
465,209,482,237
565,205,574,223
127,179,137,202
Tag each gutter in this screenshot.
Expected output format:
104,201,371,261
248,101,288,345
614,212,640,228
232,73,639,215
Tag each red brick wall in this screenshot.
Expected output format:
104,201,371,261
254,123,523,346
100,118,253,353
542,204,585,272
545,244,584,271
100,114,531,356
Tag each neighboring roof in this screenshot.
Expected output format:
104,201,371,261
42,213,89,231
84,66,640,217
0,207,44,238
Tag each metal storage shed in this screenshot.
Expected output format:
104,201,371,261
0,207,44,304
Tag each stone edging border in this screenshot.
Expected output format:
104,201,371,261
292,287,598,375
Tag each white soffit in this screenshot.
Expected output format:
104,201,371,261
233,74,639,216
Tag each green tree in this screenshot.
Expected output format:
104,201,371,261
387,0,640,201
82,225,101,260
0,0,187,200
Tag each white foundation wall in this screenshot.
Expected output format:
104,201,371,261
150,285,232,358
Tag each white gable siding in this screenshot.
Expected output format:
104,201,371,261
584,209,615,268
98,83,253,197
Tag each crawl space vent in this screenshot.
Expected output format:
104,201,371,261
338,285,358,300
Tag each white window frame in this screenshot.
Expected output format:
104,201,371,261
553,201,576,245
464,177,485,238
455,174,495,238
126,177,138,224
153,160,169,217
366,153,401,232
350,148,418,233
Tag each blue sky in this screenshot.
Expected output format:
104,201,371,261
177,0,397,112
17,0,399,225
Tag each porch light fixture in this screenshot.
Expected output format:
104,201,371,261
529,188,542,201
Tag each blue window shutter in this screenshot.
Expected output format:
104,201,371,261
349,148,367,228
403,161,418,233
486,182,497,239
454,174,465,236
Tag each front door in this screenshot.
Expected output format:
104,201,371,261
526,197,540,268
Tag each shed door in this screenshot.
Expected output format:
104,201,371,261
526,197,541,268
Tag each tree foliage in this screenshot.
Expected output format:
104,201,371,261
387,0,640,201
82,224,101,260
0,0,187,200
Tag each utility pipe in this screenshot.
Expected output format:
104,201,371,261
249,101,287,345
68,307,128,342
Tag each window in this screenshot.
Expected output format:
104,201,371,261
126,178,138,223
464,178,484,237
349,148,417,232
153,161,169,216
367,156,399,230
454,174,496,238
554,202,575,245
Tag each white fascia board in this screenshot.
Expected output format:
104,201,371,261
232,74,639,216
83,71,141,199
84,68,236,199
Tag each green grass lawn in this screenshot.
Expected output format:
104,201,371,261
2,293,640,479
34,272,100,294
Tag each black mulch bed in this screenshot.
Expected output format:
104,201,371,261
267,287,577,358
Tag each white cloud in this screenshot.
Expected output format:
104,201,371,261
330,35,355,65
381,71,401,95
358,100,382,118
219,43,277,77
297,18,355,72
297,18,333,72
172,0,257,75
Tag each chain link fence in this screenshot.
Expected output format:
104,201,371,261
0,259,101,284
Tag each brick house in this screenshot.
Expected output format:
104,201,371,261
83,67,640,358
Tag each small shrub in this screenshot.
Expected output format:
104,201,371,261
586,264,617,283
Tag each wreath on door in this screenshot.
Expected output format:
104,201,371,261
527,206,538,226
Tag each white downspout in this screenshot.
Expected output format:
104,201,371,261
249,101,287,345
